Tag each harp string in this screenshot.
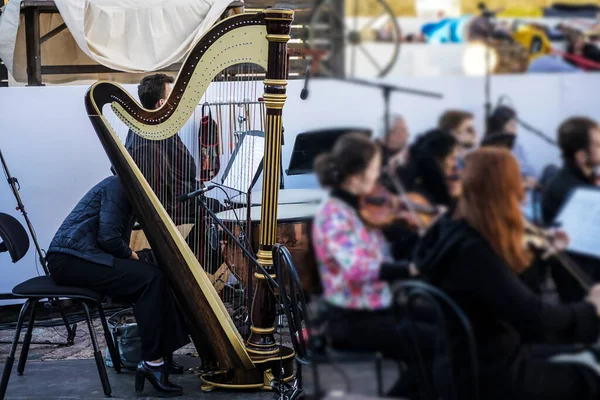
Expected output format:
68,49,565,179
110,63,268,337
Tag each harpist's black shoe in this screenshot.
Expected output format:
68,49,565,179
166,354,185,375
135,361,183,397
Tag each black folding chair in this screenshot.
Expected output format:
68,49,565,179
0,213,121,399
273,243,383,399
392,280,479,400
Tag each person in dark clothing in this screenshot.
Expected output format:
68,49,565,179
485,105,537,189
125,73,224,272
542,117,600,224
404,129,460,209
414,147,600,400
541,116,600,303
563,29,600,70
47,176,190,397
376,113,409,168
381,129,459,261
438,109,477,169
125,73,207,221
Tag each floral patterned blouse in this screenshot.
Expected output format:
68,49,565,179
312,190,393,310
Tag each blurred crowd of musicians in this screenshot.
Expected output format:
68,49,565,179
41,71,600,399
311,110,600,399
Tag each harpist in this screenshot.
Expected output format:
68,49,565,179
46,175,189,397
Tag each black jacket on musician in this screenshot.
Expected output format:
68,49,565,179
541,161,595,225
48,176,134,267
125,130,199,222
414,215,600,400
541,162,600,303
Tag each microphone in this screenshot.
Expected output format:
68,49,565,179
300,65,311,100
178,185,216,202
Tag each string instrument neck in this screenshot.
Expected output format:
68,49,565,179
359,184,439,231
523,220,593,292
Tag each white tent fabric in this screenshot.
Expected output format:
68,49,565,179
0,0,235,83
0,0,21,80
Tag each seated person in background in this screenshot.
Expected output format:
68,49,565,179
541,117,600,302
542,117,600,223
562,27,600,70
375,113,409,169
485,105,537,190
438,109,477,168
46,176,190,397
415,147,600,400
125,73,213,221
311,132,420,397
373,115,423,260
125,73,223,271
403,129,461,210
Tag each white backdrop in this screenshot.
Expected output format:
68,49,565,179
1,73,599,299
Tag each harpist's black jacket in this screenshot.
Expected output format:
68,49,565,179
413,215,600,399
48,176,134,267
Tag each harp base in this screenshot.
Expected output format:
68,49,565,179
199,345,295,391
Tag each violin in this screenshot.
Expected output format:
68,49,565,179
359,184,440,231
523,219,593,291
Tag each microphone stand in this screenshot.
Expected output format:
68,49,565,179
330,77,443,163
485,39,492,132
298,64,443,162
0,146,77,346
0,148,48,275
480,2,495,133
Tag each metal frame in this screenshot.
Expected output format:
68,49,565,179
0,295,120,398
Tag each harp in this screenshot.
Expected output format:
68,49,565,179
84,8,294,389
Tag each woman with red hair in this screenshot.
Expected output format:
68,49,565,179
414,147,600,399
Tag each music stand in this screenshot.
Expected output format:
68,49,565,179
286,127,372,176
221,130,265,194
554,186,600,259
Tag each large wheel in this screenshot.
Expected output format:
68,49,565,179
306,0,402,78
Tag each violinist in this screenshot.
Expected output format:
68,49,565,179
403,129,461,209
376,113,409,168
438,109,477,168
375,123,442,260
414,147,600,400
311,132,422,397
485,105,537,190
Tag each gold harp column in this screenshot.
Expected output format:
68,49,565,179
246,8,293,355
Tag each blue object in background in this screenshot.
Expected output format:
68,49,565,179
422,16,471,43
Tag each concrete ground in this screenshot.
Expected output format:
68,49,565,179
0,356,396,399
0,303,397,399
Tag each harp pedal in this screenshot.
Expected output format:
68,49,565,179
263,368,275,388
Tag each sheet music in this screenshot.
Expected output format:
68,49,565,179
221,131,264,193
555,187,600,259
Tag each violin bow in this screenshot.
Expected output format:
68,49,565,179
381,164,426,233
553,251,593,292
